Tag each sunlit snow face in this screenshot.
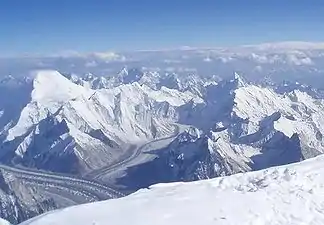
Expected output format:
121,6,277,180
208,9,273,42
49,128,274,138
0,110,4,118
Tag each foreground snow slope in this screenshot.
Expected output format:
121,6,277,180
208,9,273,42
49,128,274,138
22,155,324,225
0,219,10,225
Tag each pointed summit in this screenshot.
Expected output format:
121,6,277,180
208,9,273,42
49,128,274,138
118,67,129,77
233,72,246,87
31,70,85,104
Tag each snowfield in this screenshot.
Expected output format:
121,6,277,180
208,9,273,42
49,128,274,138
21,155,324,225
0,219,10,225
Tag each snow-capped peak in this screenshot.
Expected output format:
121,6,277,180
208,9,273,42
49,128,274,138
118,67,129,77
31,70,86,104
3,70,205,175
233,72,246,87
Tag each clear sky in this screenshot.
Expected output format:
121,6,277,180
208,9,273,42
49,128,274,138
1,0,324,56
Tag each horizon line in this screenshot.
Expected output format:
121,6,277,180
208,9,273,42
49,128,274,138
2,40,324,59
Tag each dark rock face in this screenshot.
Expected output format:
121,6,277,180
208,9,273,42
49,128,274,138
4,116,82,175
122,68,144,84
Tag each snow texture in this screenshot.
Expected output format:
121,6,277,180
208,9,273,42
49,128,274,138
21,154,324,225
0,218,11,225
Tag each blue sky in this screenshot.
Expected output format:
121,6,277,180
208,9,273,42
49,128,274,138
1,0,324,56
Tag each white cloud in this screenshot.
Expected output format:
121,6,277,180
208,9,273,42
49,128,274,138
85,61,98,67
286,54,314,66
218,56,233,63
242,41,324,51
164,59,182,64
203,57,212,62
253,65,263,72
50,50,127,62
90,52,122,60
251,53,270,64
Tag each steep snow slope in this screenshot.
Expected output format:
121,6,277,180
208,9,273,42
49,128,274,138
232,79,324,156
21,155,324,225
6,70,86,142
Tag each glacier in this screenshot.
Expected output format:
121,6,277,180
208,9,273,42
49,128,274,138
0,169,56,224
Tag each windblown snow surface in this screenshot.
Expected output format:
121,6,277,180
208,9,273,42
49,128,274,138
21,155,324,225
0,219,10,225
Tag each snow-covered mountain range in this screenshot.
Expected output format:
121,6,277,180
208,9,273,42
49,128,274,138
116,71,324,189
0,70,202,175
1,69,324,180
20,154,324,225
63,67,216,97
165,73,324,177
2,67,324,223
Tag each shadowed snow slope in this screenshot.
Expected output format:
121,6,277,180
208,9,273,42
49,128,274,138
21,154,324,225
